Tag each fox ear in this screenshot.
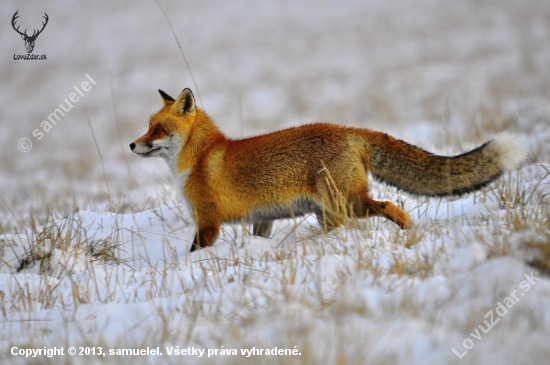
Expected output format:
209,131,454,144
172,88,196,116
158,89,175,107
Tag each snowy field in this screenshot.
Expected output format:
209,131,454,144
1,0,550,364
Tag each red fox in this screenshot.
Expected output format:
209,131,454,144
130,88,527,252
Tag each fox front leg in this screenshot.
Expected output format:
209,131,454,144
190,225,220,252
252,220,273,238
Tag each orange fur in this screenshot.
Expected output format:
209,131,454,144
131,88,524,252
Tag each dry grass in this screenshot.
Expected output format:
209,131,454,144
0,158,549,363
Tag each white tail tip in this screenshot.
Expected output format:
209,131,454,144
492,131,528,171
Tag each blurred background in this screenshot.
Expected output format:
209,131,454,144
1,0,549,230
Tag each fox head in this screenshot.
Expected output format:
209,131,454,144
130,88,196,161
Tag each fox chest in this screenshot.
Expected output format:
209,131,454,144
174,169,194,217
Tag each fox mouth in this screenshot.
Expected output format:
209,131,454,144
136,147,161,157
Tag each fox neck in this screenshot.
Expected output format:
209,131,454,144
167,109,226,184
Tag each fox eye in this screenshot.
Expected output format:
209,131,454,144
153,129,162,135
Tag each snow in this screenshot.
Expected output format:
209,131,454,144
1,0,550,364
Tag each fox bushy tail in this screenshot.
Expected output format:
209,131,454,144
366,131,527,197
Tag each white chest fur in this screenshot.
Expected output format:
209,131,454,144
175,169,193,218
165,156,194,220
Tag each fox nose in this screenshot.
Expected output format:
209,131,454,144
129,143,135,150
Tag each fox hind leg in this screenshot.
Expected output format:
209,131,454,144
352,192,412,229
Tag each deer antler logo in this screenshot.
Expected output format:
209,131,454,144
12,11,49,54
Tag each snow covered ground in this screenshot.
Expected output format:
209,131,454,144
1,0,550,364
